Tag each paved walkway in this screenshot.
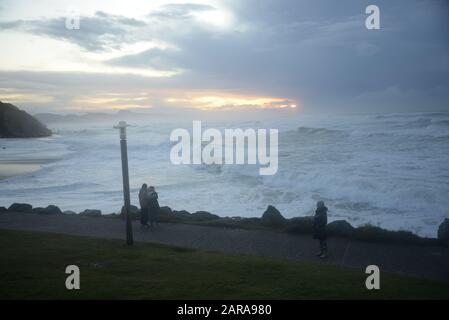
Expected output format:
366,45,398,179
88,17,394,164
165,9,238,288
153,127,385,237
1,212,449,282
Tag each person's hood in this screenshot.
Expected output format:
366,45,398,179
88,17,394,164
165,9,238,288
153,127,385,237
317,206,328,213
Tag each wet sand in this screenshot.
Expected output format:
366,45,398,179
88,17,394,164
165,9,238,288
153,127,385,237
0,154,57,180
0,160,45,180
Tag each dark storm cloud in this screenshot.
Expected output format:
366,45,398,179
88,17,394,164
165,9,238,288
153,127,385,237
1,0,448,112
105,0,449,111
0,11,147,51
107,47,180,71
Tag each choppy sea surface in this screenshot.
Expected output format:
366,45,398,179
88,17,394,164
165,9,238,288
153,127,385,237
1,112,448,237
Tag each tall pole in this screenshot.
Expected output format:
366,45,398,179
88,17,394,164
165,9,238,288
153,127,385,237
114,121,133,245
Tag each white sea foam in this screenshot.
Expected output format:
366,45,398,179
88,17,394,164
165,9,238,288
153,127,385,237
0,112,448,237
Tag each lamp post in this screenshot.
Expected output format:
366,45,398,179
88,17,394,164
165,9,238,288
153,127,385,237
114,121,133,245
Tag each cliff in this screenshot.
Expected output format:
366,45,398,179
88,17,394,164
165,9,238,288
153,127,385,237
0,101,51,138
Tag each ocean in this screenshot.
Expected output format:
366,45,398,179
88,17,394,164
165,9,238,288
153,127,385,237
1,112,448,237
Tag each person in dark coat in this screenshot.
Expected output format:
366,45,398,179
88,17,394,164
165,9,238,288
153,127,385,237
147,186,160,227
313,200,328,258
138,184,149,227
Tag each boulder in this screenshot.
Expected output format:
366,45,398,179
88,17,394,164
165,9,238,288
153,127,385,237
120,205,139,215
261,205,286,226
353,224,427,245
173,210,191,218
158,206,173,221
164,210,192,221
121,205,138,216
437,218,449,246
35,205,62,215
159,209,220,222
8,203,32,213
32,207,45,214
0,206,7,213
285,216,314,234
327,220,355,237
120,205,139,220
0,101,52,138
159,206,173,215
107,213,120,218
80,209,102,217
63,210,77,215
191,211,220,221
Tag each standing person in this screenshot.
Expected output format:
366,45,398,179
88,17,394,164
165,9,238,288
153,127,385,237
313,200,328,258
147,186,160,227
139,184,149,227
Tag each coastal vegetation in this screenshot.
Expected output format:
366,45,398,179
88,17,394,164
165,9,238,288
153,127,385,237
2,202,448,247
1,229,448,299
0,102,51,138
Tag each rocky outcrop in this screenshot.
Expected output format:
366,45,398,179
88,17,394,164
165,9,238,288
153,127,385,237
1,200,447,248
327,220,355,237
119,205,139,220
438,219,449,246
32,205,62,215
159,206,173,215
285,216,314,234
8,203,33,213
191,211,220,221
173,210,191,216
0,101,52,138
157,207,220,223
120,205,139,215
120,205,140,214
261,205,286,226
80,209,102,217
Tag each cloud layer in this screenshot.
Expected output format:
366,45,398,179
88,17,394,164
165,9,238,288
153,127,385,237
0,0,448,113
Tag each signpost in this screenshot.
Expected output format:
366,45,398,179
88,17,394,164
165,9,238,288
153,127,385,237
114,121,133,245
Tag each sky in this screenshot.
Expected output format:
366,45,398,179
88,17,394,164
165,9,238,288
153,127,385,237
0,0,448,114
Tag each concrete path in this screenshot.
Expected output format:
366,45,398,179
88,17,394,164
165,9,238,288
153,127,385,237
1,212,449,282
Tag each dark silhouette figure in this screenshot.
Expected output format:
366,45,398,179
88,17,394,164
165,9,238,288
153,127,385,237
147,186,160,227
139,184,149,227
313,200,328,258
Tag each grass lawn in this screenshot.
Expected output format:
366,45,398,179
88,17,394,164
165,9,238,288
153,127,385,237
0,229,448,299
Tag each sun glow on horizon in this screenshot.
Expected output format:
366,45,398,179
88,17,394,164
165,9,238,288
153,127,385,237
74,91,299,111
0,1,294,113
0,86,300,113
166,93,298,110
0,88,54,104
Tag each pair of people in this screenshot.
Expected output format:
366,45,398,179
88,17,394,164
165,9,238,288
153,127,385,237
313,200,328,259
139,184,160,227
138,187,328,256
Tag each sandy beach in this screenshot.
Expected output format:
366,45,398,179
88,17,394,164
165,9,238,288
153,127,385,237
0,159,50,180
